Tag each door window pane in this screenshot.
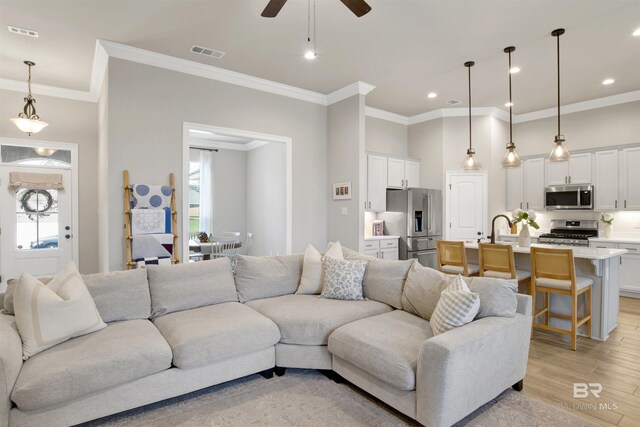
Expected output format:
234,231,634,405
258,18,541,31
1,144,71,167
16,189,59,250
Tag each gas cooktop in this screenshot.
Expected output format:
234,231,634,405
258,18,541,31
537,220,598,247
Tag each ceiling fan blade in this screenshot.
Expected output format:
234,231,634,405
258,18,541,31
339,0,372,17
261,0,288,17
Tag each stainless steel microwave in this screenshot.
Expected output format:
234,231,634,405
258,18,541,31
544,185,594,210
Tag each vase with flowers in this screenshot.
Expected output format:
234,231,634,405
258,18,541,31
512,209,540,247
600,213,614,238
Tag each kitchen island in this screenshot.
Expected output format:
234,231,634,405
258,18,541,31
464,242,627,341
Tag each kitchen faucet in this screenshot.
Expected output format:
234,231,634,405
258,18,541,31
489,214,513,244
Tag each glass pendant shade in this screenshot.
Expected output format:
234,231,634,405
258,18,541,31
502,143,522,167
463,149,481,170
549,136,570,161
10,116,48,135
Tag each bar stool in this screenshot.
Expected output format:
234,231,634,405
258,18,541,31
530,247,592,351
478,243,531,293
436,240,479,276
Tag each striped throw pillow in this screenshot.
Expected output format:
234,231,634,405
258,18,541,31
430,275,480,335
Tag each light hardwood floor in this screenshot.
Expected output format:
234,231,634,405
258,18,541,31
524,297,640,426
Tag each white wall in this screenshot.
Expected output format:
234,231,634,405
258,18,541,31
408,118,443,190
365,116,408,157
0,89,100,274
104,58,327,270
246,143,286,256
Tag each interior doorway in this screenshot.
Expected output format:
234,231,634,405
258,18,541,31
181,123,292,262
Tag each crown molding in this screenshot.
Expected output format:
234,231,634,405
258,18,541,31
364,107,409,125
88,40,109,101
0,78,95,102
405,107,509,125
327,81,376,105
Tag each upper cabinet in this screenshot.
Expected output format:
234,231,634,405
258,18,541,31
505,165,524,211
387,157,421,189
545,153,591,186
594,150,619,211
621,147,640,210
523,158,545,211
366,154,388,212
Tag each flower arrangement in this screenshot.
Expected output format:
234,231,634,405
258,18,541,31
600,213,614,225
511,208,540,229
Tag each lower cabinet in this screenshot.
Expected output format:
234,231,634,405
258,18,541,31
362,238,399,260
590,241,640,298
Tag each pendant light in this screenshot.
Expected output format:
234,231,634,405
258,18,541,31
304,0,317,59
548,28,569,162
462,61,480,170
10,61,48,136
502,46,522,167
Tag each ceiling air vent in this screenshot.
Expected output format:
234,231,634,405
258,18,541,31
8,25,39,38
190,45,225,59
447,99,462,105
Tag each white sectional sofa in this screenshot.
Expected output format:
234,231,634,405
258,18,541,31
0,248,532,427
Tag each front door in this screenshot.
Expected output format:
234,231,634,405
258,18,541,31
0,166,73,289
446,171,487,241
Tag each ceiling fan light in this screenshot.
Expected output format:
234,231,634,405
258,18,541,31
549,136,570,162
10,117,48,135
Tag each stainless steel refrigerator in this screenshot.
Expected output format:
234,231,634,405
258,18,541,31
379,188,442,269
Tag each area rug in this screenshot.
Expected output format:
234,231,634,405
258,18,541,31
84,369,597,427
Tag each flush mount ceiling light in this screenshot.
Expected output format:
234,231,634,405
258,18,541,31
10,61,48,136
633,28,640,36
602,78,615,85
462,61,480,171
548,28,570,162
509,66,521,74
502,46,522,168
427,92,438,99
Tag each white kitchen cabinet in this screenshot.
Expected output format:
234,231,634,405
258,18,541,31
620,147,640,210
361,238,399,259
387,158,421,189
619,243,640,298
594,150,619,211
366,154,388,211
523,158,545,211
545,153,591,186
505,165,524,211
364,249,379,258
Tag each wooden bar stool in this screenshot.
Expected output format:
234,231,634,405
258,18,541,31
436,240,479,276
530,247,592,351
478,243,531,293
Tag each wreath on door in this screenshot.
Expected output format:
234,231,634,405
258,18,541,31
19,189,55,221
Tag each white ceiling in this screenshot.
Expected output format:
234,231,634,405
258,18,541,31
1,0,639,116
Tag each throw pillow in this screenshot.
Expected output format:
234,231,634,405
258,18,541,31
430,275,480,336
296,242,344,295
363,259,414,309
321,257,367,300
401,262,451,321
2,276,53,316
465,276,518,319
13,262,107,358
82,269,152,322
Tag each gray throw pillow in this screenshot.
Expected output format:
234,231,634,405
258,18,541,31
363,259,414,308
2,277,53,316
147,257,238,318
321,257,367,301
82,269,151,322
464,276,518,319
401,262,451,321
235,254,304,303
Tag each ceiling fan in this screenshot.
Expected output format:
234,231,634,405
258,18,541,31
261,0,371,18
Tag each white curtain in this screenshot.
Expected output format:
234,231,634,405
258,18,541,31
199,150,214,234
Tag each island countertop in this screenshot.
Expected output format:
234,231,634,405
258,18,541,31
463,242,627,260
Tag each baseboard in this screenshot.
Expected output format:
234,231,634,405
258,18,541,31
620,287,640,299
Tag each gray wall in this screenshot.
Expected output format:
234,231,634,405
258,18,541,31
365,116,408,157
408,118,443,190
0,89,99,274
105,58,327,270
246,143,286,256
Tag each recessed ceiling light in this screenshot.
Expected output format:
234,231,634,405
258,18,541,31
633,28,640,36
602,78,615,85
509,66,521,74
190,129,213,135
304,50,317,60
427,92,438,99
504,102,513,107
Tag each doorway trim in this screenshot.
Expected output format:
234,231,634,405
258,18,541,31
0,137,80,266
181,123,293,262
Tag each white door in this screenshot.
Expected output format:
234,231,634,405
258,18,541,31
404,160,421,188
0,167,73,289
446,172,487,241
621,147,640,210
594,150,619,211
387,158,405,188
524,158,545,211
367,155,388,212
505,166,523,211
545,159,569,186
568,153,591,184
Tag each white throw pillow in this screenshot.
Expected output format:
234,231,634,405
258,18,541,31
296,241,344,295
430,275,480,336
13,262,106,359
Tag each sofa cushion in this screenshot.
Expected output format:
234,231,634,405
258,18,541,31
147,257,238,318
363,259,414,309
328,310,433,391
464,276,518,319
11,319,172,411
82,268,151,322
153,302,280,369
235,254,304,303
2,277,53,316
401,262,451,321
245,294,392,345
